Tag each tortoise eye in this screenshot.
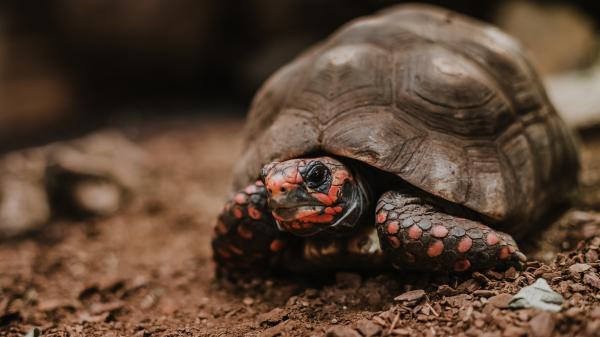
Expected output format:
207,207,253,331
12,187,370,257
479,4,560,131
305,162,329,188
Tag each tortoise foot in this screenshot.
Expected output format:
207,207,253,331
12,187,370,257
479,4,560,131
376,190,526,272
212,180,288,276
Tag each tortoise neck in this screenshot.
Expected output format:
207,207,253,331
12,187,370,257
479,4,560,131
325,163,373,235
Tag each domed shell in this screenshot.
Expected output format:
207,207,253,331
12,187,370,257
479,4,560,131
234,4,579,234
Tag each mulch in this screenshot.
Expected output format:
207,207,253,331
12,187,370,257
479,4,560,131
0,118,599,337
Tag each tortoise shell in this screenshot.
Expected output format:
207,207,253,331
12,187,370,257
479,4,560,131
233,4,579,235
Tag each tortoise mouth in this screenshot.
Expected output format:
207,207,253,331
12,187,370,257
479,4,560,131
272,205,326,222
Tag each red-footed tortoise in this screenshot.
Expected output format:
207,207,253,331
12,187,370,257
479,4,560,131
212,4,579,274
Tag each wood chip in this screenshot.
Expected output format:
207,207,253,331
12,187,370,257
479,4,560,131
355,319,381,337
569,263,591,273
326,326,362,337
488,294,513,309
394,289,425,303
503,325,527,337
473,290,497,297
583,272,600,289
89,301,124,315
437,284,457,296
529,312,555,337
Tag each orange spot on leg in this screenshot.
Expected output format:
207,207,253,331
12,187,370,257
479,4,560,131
457,237,473,253
237,225,253,239
233,208,243,219
388,236,401,248
228,244,243,255
270,239,285,252
454,259,471,272
376,211,388,224
499,246,511,260
427,240,444,257
248,207,262,220
217,248,231,258
216,220,227,235
407,225,423,240
486,233,499,245
387,221,399,235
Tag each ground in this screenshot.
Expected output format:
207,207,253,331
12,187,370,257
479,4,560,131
1,117,599,337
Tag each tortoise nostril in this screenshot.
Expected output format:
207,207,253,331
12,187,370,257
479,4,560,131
280,187,286,192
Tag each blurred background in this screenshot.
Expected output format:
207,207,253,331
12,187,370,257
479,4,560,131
0,0,599,150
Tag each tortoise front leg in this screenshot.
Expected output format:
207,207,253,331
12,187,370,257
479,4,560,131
212,180,288,276
375,190,526,272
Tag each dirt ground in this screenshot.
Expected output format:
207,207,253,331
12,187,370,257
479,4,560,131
1,117,600,337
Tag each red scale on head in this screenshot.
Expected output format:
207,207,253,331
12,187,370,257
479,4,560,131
262,156,356,235
300,213,334,223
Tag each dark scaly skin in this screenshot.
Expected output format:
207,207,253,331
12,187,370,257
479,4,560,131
375,190,526,272
214,157,527,274
211,180,288,276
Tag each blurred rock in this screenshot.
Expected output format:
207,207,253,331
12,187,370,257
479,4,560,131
46,131,151,217
509,279,563,312
545,59,600,129
0,130,150,238
495,0,598,75
494,2,600,129
0,148,50,238
0,30,76,145
326,326,362,337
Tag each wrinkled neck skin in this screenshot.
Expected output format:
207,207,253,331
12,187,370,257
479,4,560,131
320,166,372,236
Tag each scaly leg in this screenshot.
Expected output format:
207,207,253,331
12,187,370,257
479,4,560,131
212,180,288,276
375,190,526,272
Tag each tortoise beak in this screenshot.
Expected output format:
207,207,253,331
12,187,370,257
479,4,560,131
268,184,328,224
268,185,321,211
272,205,326,222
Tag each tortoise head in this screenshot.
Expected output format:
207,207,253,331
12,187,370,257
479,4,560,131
260,156,367,236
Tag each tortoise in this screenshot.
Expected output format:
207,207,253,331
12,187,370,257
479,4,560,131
212,4,579,274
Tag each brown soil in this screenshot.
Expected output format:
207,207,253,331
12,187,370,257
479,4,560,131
1,117,600,337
